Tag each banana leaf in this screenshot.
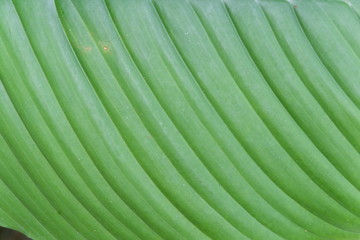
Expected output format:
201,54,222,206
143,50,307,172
0,0,360,239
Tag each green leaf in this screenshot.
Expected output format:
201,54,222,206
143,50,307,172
0,0,359,239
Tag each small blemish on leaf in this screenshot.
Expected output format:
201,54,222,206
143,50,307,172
99,41,112,53
82,46,92,53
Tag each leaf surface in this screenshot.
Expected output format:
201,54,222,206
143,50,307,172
0,0,360,239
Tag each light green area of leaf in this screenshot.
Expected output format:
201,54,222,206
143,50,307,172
0,0,359,239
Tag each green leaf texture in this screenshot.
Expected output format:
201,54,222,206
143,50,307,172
0,0,360,239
